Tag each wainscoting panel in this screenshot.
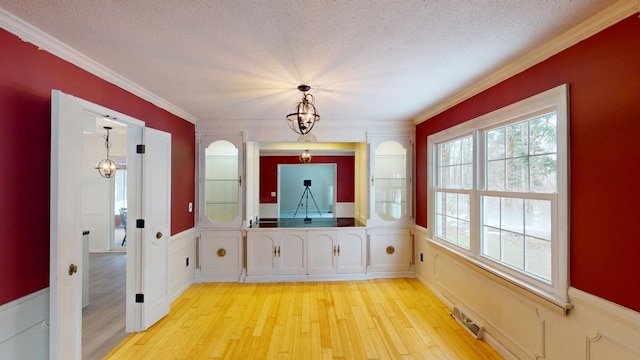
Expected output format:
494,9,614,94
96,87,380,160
168,228,196,302
433,252,545,359
414,225,640,360
0,289,49,359
587,332,639,360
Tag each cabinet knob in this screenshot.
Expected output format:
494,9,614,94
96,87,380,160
337,245,340,256
217,248,226,257
386,246,395,255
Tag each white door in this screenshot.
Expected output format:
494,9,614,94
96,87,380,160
140,127,171,329
50,90,84,359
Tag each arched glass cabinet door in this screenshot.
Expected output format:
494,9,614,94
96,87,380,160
203,139,241,226
372,140,408,223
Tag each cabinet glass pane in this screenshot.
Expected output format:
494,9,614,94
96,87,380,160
205,140,239,224
374,141,406,221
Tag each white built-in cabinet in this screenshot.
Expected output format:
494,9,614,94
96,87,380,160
367,135,414,274
197,135,245,280
246,231,307,276
195,129,416,281
198,230,243,280
246,227,366,279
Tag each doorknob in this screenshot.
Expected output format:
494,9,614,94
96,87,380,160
68,264,78,276
156,232,163,239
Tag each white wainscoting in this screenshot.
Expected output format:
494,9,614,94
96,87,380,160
258,204,278,218
414,226,640,360
0,289,49,359
168,228,197,302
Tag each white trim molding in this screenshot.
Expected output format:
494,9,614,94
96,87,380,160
169,228,197,302
413,0,639,124
0,8,198,124
414,226,640,360
0,289,49,359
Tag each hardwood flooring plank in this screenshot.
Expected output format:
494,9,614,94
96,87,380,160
104,279,504,360
82,252,127,360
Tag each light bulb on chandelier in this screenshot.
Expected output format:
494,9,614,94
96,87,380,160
299,149,312,163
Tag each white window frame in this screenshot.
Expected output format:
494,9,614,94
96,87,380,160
427,84,569,306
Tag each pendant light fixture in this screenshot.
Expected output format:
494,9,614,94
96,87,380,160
95,126,118,178
299,149,312,163
286,85,320,135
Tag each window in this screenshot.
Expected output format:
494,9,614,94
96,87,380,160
428,85,569,305
434,136,473,249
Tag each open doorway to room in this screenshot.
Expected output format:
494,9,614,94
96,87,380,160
113,161,127,250
81,122,128,252
278,164,336,219
52,90,171,358
80,119,128,359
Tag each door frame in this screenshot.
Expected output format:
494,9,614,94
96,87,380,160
51,91,150,358
72,96,148,333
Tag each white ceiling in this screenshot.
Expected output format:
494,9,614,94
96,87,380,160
0,1,618,125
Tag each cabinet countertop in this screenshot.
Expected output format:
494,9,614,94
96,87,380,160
251,217,365,229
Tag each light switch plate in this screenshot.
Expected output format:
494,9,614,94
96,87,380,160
271,192,276,197
188,202,193,212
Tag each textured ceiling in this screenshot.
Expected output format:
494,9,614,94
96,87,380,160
0,1,618,124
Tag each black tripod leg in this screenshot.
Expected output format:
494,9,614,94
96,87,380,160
306,188,323,218
293,187,308,218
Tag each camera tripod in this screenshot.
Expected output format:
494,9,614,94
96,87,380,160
293,183,323,222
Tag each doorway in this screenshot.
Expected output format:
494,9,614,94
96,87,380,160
80,120,129,358
51,90,171,359
81,123,128,252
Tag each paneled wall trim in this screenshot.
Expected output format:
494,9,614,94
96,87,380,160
169,228,197,302
0,289,48,359
414,226,640,360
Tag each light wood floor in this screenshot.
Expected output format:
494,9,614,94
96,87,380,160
83,252,127,360
105,279,503,359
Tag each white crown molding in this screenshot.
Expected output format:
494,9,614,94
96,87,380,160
0,8,199,124
197,119,415,143
414,0,640,125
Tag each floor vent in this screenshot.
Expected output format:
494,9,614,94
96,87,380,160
451,306,484,339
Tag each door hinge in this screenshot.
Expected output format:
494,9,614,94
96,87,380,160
136,219,145,228
136,144,146,154
135,293,144,303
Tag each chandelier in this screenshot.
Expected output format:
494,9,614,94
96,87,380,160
299,149,312,163
95,126,118,178
286,85,320,135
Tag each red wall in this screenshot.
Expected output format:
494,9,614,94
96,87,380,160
260,156,355,204
416,16,640,312
0,29,195,305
